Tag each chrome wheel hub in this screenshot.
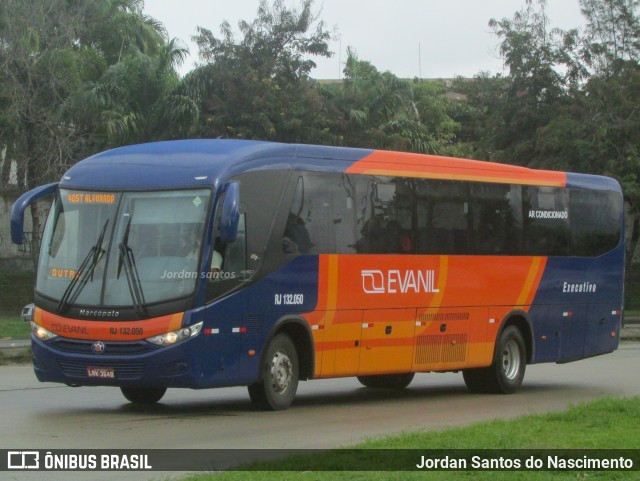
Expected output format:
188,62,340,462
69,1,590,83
502,339,521,380
270,349,293,394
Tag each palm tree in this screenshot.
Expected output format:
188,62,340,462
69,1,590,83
63,12,198,146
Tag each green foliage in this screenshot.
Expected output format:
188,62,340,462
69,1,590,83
188,0,335,143
65,37,197,146
485,0,570,167
178,397,640,481
579,0,640,74
1,0,640,242
0,0,192,191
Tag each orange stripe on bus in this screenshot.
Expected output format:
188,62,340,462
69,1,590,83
361,337,416,349
347,151,567,187
515,257,547,308
34,307,183,341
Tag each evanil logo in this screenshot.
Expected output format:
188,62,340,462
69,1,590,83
361,269,440,294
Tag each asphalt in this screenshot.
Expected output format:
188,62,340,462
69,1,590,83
2,321,639,364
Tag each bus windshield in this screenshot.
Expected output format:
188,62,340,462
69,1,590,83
37,188,211,311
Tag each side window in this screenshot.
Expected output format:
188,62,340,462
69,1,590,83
471,183,522,255
570,189,621,256
283,173,357,254
416,180,471,255
206,171,287,302
523,186,570,256
220,213,247,277
283,175,315,254
206,192,247,301
354,176,414,254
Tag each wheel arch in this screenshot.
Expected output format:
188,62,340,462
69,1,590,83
497,310,534,364
263,315,315,381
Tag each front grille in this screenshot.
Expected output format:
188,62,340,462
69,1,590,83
57,360,145,379
52,338,155,355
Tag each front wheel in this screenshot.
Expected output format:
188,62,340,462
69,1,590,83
248,333,299,411
120,386,167,404
463,325,526,394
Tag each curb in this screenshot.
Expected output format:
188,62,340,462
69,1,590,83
0,340,32,364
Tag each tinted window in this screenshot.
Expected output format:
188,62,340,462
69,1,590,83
523,186,570,256
276,173,621,259
416,180,471,254
354,176,414,254
471,183,522,255
283,173,358,254
570,189,621,256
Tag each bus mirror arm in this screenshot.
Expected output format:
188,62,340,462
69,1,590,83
11,182,58,244
220,182,240,243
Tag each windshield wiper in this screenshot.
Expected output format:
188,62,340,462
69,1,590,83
57,219,109,314
117,216,147,317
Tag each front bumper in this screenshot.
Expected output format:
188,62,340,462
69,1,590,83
31,334,205,388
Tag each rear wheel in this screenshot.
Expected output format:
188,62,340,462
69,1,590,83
120,386,167,404
357,373,415,389
248,333,299,411
463,325,526,394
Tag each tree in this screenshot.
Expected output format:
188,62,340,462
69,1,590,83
323,48,438,153
488,0,570,167
571,0,640,266
1,0,91,190
448,73,511,160
0,0,189,265
0,0,179,190
188,0,335,143
579,0,640,74
64,37,198,146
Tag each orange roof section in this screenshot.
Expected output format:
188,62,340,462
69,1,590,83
346,150,567,187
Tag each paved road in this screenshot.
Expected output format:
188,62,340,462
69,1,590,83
2,342,640,481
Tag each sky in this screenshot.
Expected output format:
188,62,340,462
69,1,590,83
143,0,588,79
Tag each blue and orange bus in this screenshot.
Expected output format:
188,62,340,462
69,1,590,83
11,140,624,410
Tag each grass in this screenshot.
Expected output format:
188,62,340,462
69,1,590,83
0,314,31,340
177,397,640,481
0,266,34,340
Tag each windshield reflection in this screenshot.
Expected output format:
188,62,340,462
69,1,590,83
37,189,211,311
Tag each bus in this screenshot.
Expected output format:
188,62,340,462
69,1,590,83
11,140,625,410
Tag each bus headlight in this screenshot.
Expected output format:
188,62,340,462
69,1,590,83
146,321,203,346
31,321,58,341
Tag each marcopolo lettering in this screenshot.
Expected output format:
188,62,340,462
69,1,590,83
79,309,121,318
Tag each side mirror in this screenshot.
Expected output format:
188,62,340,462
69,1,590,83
219,182,240,243
21,303,35,322
11,182,58,244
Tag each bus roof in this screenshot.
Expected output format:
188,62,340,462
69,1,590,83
59,139,620,192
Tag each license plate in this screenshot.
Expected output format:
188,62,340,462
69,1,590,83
87,366,115,379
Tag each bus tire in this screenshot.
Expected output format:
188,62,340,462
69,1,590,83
248,333,299,411
120,386,166,404
357,373,415,389
463,325,526,394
